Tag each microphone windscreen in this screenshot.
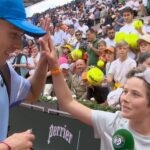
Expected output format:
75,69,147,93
112,129,134,150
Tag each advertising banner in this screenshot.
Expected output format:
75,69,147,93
9,105,100,150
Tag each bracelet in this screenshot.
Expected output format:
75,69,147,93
51,67,61,75
0,141,11,150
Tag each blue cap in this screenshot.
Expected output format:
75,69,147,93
0,0,46,37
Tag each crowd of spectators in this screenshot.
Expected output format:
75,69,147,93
7,0,150,107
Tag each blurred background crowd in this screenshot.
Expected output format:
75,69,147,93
8,0,150,108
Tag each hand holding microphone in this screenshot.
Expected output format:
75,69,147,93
112,129,134,150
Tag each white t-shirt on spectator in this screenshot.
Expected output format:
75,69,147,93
104,37,116,47
143,25,150,33
120,23,137,34
108,57,136,85
85,0,92,7
119,22,146,35
78,25,89,39
125,0,134,8
128,50,136,60
29,52,40,75
126,0,139,11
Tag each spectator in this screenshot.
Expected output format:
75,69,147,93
107,87,123,108
74,30,87,51
143,19,150,34
65,25,77,48
12,49,28,78
137,34,150,53
104,47,116,77
60,63,72,89
137,51,150,68
78,19,89,40
86,28,99,66
53,23,65,56
94,7,100,24
60,44,72,61
70,59,87,100
26,39,35,56
83,70,109,104
97,40,107,62
119,7,144,35
72,18,79,31
100,5,108,24
103,12,113,27
107,41,136,88
138,0,148,17
113,10,124,31
28,44,41,76
104,26,116,47
86,84,109,104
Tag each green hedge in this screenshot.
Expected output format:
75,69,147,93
39,96,119,113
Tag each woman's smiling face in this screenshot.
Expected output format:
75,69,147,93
120,77,150,121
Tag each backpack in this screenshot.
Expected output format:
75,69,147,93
0,63,11,101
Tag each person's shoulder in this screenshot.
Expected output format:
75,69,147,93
104,37,109,40
7,62,16,73
120,25,126,31
126,57,136,63
92,110,125,123
72,73,76,79
20,54,27,60
84,24,89,29
94,38,99,44
118,17,124,22
120,23,133,31
60,29,65,33
111,59,120,65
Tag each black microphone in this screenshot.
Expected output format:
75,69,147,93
112,129,134,150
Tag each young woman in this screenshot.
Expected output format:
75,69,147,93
44,32,150,149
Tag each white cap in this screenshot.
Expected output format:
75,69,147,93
107,88,123,108
60,63,70,70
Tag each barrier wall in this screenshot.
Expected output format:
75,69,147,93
9,103,100,150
